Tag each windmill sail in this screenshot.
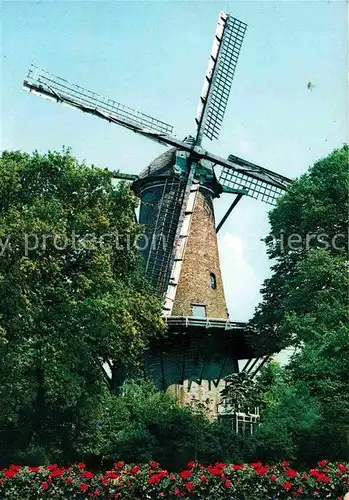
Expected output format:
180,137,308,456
23,65,174,136
195,12,247,145
219,154,292,205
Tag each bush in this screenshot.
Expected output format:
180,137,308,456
0,460,348,499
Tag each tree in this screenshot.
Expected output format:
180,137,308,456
0,149,164,464
221,372,261,412
282,250,349,461
254,370,321,461
250,145,348,353
248,145,349,463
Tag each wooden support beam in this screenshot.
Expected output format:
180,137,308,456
216,193,244,233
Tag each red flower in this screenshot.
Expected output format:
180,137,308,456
150,461,159,468
208,466,223,475
41,482,49,490
66,477,73,483
296,488,304,494
94,489,101,496
283,481,292,490
285,469,298,478
232,464,245,471
215,462,227,469
309,469,318,477
173,488,180,495
115,461,124,469
270,475,277,481
250,461,263,469
225,480,232,488
316,473,330,483
281,461,290,467
28,466,40,473
80,484,88,492
82,471,94,480
77,462,86,469
9,465,21,471
148,474,161,484
106,471,120,479
200,475,207,482
185,482,194,491
131,465,140,474
318,460,327,467
179,470,192,479
46,464,58,471
4,469,18,479
255,466,268,476
338,464,346,473
50,468,65,478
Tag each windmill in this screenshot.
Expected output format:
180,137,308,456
23,11,292,415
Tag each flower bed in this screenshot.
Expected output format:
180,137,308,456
0,460,348,499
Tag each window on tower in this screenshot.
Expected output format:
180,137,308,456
191,304,206,318
210,273,217,289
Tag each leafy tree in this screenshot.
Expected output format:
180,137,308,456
283,250,349,461
0,149,164,465
221,372,261,412
250,145,348,353
248,145,349,463
254,375,321,461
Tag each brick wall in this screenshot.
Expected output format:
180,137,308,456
172,187,228,319
167,380,226,420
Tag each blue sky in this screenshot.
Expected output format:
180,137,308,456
1,0,347,321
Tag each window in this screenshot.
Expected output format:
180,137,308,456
210,273,217,289
191,304,206,318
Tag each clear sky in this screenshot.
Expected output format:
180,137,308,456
1,0,348,321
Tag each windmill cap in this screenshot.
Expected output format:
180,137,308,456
136,135,196,180
132,136,197,194
136,147,177,181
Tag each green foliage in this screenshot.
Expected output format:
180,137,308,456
248,145,349,464
221,372,261,411
0,149,164,466
255,380,320,460
251,145,348,353
76,380,249,471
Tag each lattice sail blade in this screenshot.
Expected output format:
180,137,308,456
196,12,247,144
219,154,291,205
23,65,174,136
